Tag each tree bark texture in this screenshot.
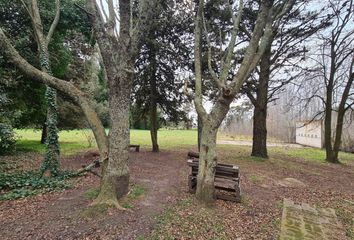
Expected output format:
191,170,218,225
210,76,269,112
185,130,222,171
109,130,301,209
40,121,47,144
324,46,336,163
93,43,133,204
196,123,218,204
87,0,160,206
149,50,159,152
197,116,202,152
251,46,271,158
332,58,354,162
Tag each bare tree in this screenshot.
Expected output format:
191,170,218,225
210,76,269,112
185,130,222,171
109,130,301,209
307,0,354,163
242,1,330,158
187,0,295,204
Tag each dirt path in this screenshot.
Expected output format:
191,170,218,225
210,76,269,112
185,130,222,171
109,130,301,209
0,147,353,239
0,150,187,240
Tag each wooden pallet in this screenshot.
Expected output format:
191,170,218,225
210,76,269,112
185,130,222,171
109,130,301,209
129,144,140,152
187,152,241,202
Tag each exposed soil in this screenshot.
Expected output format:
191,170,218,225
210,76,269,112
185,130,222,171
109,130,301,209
0,147,353,240
0,149,186,240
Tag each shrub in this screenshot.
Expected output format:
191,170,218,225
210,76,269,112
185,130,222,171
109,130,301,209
0,123,16,155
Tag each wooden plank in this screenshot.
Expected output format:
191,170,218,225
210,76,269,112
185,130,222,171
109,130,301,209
129,145,140,152
187,158,241,203
187,151,199,158
216,193,239,202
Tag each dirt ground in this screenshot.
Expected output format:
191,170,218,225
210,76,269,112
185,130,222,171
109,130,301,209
0,148,353,240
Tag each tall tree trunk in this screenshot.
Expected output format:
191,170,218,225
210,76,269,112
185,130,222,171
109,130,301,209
332,110,345,162
198,116,202,151
252,105,268,158
332,65,354,162
150,97,159,152
39,48,60,177
94,87,131,205
324,90,335,162
324,47,336,163
149,50,159,152
195,101,230,204
195,122,218,204
93,47,133,206
251,46,270,158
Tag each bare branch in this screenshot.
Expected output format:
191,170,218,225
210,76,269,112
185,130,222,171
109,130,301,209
194,0,208,119
220,0,244,83
201,9,222,89
106,0,116,36
99,0,109,21
46,0,61,45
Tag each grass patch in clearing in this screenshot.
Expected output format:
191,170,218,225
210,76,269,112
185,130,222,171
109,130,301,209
250,156,267,162
122,202,133,209
83,187,100,200
271,147,354,164
16,140,92,156
149,197,228,240
79,204,109,219
130,129,198,148
119,185,146,210
249,174,264,184
14,128,354,167
275,200,284,209
128,185,145,200
14,129,199,153
335,205,354,239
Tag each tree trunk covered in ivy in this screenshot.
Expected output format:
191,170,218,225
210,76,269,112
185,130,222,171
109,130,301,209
39,47,60,176
22,0,61,176
251,46,271,159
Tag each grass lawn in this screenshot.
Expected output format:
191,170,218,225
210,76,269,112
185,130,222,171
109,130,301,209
14,128,354,163
14,129,199,156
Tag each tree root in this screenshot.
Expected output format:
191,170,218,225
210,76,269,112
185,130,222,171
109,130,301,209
75,158,108,177
91,197,132,212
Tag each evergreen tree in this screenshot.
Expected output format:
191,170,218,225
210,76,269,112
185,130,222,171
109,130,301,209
133,0,193,152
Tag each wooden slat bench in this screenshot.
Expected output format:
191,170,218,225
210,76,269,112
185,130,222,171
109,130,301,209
129,144,140,152
187,151,241,202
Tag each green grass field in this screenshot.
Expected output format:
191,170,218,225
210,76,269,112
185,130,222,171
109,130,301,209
14,129,199,156
14,129,354,163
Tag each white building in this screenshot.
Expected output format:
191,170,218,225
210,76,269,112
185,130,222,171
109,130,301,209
296,113,354,152
295,120,323,148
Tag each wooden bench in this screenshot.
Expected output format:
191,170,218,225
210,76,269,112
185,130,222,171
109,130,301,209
187,151,241,202
129,144,140,152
